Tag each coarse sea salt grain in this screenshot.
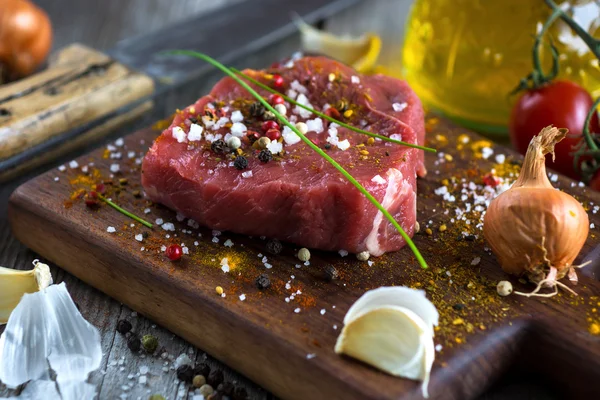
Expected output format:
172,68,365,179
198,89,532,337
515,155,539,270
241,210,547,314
54,177,59,182
69,160,79,169
172,126,187,143
294,308,301,313
224,239,234,247
110,164,120,173
187,124,203,141
290,79,307,94
306,353,316,359
338,249,348,257
230,110,244,123
230,122,247,137
282,126,301,145
115,138,124,146
58,165,66,172
392,102,407,112
320,309,326,315
162,222,175,231
371,175,386,185
471,257,481,266
294,94,313,118
495,154,506,164
239,294,246,301
481,147,494,159
155,218,164,225
305,118,324,133
241,171,253,178
135,234,143,242
351,75,360,84
337,139,350,151
107,226,116,233
267,140,283,154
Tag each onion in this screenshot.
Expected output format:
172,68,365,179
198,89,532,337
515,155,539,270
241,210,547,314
483,126,589,295
0,0,52,80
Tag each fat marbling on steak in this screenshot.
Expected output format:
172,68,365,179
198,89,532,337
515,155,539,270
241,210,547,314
142,57,425,256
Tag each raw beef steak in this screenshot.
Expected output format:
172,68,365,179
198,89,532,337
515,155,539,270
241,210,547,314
142,56,425,256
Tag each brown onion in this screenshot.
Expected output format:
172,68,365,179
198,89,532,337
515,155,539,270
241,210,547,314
484,126,589,287
0,0,52,80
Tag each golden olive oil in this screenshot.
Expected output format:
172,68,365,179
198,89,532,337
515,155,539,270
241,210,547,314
402,0,600,137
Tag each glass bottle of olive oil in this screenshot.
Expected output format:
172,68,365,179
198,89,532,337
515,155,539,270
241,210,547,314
402,0,600,137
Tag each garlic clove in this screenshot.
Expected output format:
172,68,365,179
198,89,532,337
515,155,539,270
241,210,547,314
0,260,52,324
343,286,439,334
295,16,381,74
335,306,434,397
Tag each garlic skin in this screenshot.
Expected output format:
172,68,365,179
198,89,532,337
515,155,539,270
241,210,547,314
0,282,102,396
0,260,52,324
484,126,589,282
335,287,437,398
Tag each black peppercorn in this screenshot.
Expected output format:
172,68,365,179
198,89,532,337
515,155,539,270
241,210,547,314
217,382,234,396
211,139,227,154
233,387,248,400
249,102,265,118
324,143,331,150
116,319,132,334
453,303,466,311
257,149,273,163
132,190,142,198
176,364,194,382
234,156,248,170
266,239,283,255
207,369,224,387
464,234,477,242
142,231,149,239
255,274,271,290
194,363,211,377
189,117,198,124
325,265,339,281
127,335,141,352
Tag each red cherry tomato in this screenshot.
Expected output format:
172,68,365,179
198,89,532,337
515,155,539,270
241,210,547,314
509,80,600,180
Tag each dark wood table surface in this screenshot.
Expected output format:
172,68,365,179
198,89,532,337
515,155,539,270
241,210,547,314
0,0,559,398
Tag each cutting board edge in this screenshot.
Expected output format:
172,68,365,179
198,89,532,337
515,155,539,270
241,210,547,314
6,184,385,400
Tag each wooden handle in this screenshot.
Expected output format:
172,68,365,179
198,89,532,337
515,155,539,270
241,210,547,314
0,43,154,161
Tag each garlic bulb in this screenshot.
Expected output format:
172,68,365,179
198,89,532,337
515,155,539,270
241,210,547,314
484,126,589,284
0,282,102,398
0,259,52,324
295,17,381,73
335,287,438,398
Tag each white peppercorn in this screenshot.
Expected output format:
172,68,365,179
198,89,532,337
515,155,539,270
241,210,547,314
297,248,311,262
497,280,513,296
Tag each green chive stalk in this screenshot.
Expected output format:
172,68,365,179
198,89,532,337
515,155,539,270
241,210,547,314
99,195,153,228
167,50,427,269
232,68,435,153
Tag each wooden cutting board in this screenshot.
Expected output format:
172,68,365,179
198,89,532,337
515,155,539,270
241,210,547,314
8,116,600,400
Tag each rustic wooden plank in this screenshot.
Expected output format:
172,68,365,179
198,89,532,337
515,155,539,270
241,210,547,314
0,101,153,183
7,116,600,400
0,44,154,161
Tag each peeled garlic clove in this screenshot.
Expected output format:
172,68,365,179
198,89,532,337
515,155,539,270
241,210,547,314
335,306,434,397
295,17,381,73
343,286,439,334
0,260,52,324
